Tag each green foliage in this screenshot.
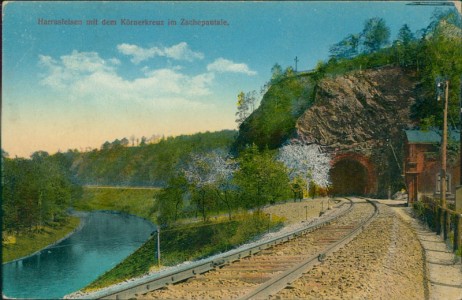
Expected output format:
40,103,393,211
410,11,462,128
270,63,284,83
2,153,80,234
290,176,305,201
235,72,314,150
68,130,237,186
361,17,391,54
236,91,249,125
234,145,291,209
154,175,189,225
393,24,418,68
413,201,426,219
321,11,461,131
2,217,80,263
329,34,360,59
84,212,283,290
73,187,159,222
155,146,292,226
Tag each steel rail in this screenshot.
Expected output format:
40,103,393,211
71,198,354,300
237,198,380,300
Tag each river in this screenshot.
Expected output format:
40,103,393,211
2,211,156,299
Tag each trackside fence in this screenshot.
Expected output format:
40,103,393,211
414,196,462,254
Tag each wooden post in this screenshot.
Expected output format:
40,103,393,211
436,206,441,235
444,209,450,241
454,214,461,252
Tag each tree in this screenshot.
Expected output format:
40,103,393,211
270,63,284,84
289,176,305,201
31,151,49,161
140,136,147,146
236,91,249,126
246,90,258,113
120,138,129,147
393,24,416,67
101,141,111,151
277,141,331,198
361,17,390,54
397,24,415,46
2,155,77,234
234,144,291,209
155,174,189,226
411,10,462,128
183,151,236,221
329,34,360,59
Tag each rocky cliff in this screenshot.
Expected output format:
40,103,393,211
296,66,423,196
296,66,421,154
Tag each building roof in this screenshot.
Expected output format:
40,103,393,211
405,129,461,144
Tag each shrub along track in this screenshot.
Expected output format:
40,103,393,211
142,198,377,300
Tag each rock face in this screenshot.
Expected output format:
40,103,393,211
296,66,422,197
297,66,419,154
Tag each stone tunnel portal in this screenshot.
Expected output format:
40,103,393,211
330,158,370,196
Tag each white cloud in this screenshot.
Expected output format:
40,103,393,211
38,51,119,89
163,42,204,61
116,44,162,64
117,42,204,64
207,58,257,76
38,50,213,107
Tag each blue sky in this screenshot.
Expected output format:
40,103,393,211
2,1,445,157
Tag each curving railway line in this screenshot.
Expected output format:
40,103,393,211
81,197,380,300
145,198,378,300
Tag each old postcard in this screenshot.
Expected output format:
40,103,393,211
2,1,462,299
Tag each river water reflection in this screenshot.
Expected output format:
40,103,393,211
2,211,155,299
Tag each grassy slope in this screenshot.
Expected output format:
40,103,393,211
84,212,284,291
2,216,81,263
73,187,159,222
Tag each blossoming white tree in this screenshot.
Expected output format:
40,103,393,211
183,150,237,220
277,141,331,198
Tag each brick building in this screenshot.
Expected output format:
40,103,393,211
404,129,460,205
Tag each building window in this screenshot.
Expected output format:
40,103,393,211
435,173,451,195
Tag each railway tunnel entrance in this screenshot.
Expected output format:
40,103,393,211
330,154,377,196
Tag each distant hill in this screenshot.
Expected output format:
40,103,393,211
67,130,237,187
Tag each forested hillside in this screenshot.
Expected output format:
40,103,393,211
69,130,237,186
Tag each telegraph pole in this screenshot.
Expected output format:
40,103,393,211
460,76,462,186
157,227,161,267
294,56,299,72
438,79,449,208
152,228,161,267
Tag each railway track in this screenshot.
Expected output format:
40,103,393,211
139,198,377,300
75,197,378,299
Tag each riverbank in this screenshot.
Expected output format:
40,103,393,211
2,215,82,263
3,211,154,300
81,211,283,292
73,187,159,222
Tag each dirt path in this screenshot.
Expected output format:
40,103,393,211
263,197,335,224
391,204,462,300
